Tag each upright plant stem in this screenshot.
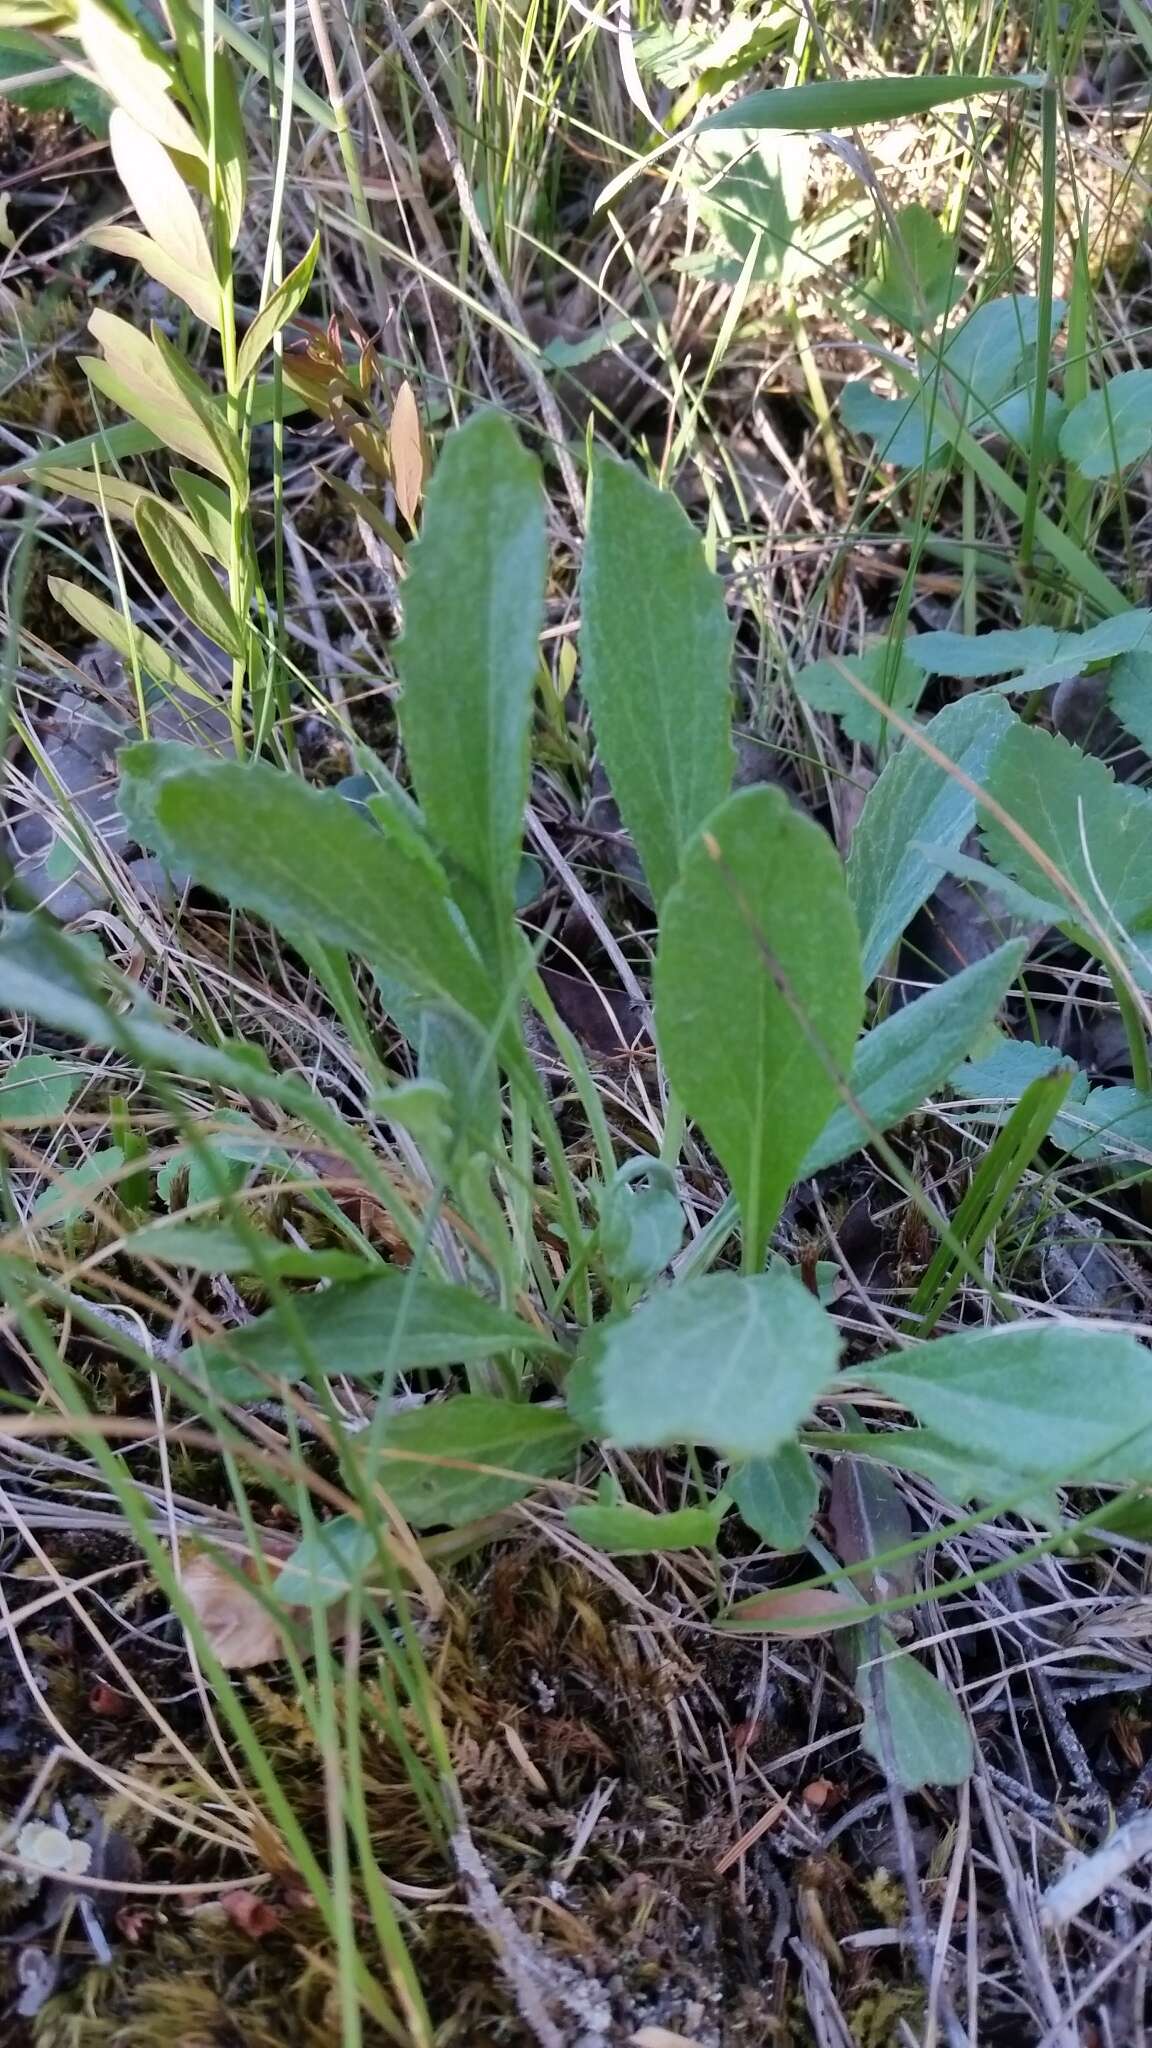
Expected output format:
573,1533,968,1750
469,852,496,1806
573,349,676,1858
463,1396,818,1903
1017,48,1059,590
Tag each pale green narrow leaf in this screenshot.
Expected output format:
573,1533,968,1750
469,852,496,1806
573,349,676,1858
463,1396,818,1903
76,0,203,157
801,941,1027,1173
32,466,149,519
863,1324,1152,1484
81,350,226,481
191,1272,559,1400
150,327,247,499
118,746,502,1031
396,412,547,963
1060,369,1152,478
654,786,863,1263
0,1052,82,1121
49,576,218,705
166,0,247,243
88,223,220,329
134,499,245,658
567,1268,841,1459
981,723,1152,930
857,1636,973,1789
170,470,231,562
581,454,734,906
567,1496,726,1554
730,1443,819,1550
0,381,307,486
108,104,215,287
378,1398,582,1527
848,693,1014,983
271,1516,378,1607
235,233,320,387
697,73,1033,133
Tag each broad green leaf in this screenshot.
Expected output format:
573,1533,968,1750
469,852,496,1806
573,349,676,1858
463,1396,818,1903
1109,648,1152,750
981,722,1152,931
729,1443,819,1550
76,0,203,157
1051,1084,1152,1164
843,297,1064,472
863,1324,1152,1485
848,693,1014,983
567,1495,727,1554
908,611,1152,690
698,73,1030,132
134,498,245,658
235,233,320,388
802,941,1028,1173
118,746,502,1031
654,786,863,1263
126,1219,372,1281
934,295,1064,420
396,412,547,963
271,1516,378,1606
49,576,218,704
108,103,215,290
1060,369,1152,477
688,128,814,288
840,380,949,470
566,1268,841,1459
0,1052,81,1121
856,203,958,331
191,1271,559,1401
581,454,734,906
170,469,231,562
378,1397,582,1527
793,642,927,748
88,223,220,329
32,1144,125,1225
857,1635,973,1789
951,1033,1083,1103
597,1158,684,1285
854,1428,1061,1521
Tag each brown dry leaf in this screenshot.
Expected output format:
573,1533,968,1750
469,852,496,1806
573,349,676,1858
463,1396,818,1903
725,1587,860,1633
179,1550,287,1669
390,379,424,526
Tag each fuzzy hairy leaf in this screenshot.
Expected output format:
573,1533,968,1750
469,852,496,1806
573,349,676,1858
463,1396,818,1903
655,786,862,1263
980,722,1152,930
848,693,1014,983
729,1443,819,1550
863,1324,1152,1485
378,1398,582,1527
581,454,734,906
802,940,1027,1173
396,413,547,965
118,746,503,1032
190,1272,559,1400
567,1268,841,1459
